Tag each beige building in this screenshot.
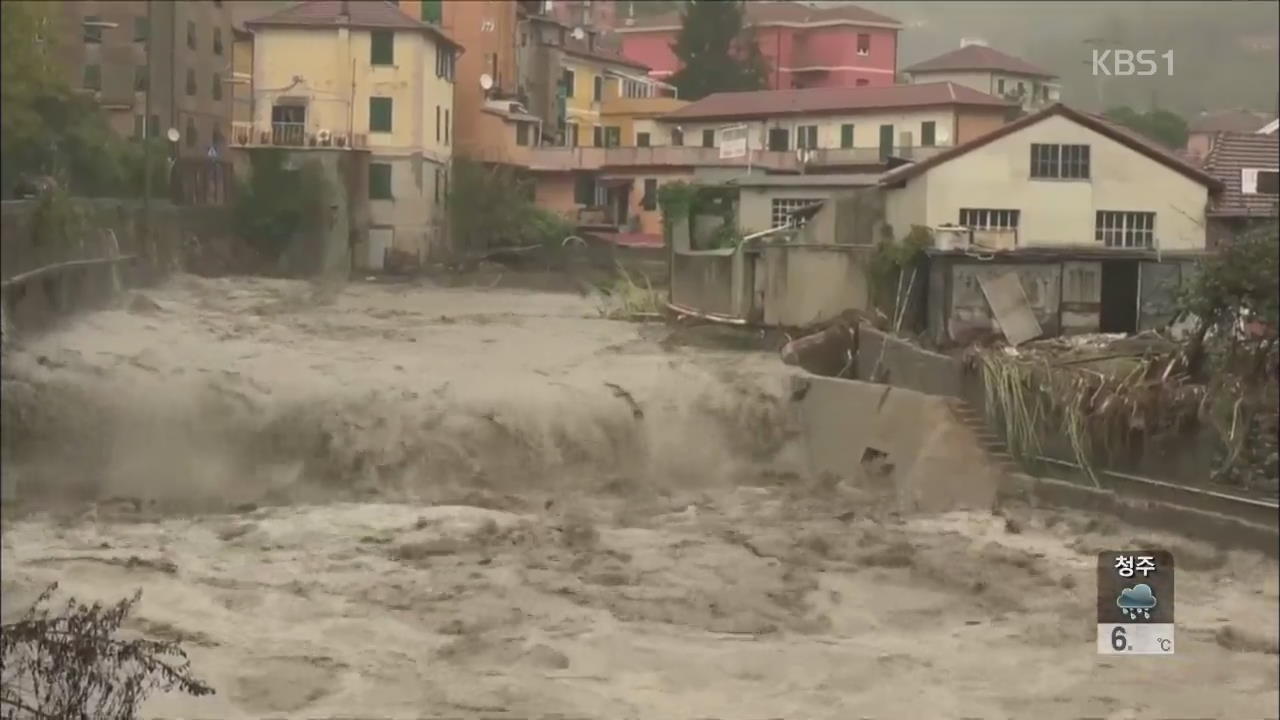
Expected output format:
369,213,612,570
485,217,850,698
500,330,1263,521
51,0,235,156
243,1,461,268
903,41,1060,114
658,82,1015,167
873,104,1222,343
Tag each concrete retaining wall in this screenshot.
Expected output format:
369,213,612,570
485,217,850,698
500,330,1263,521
1,198,234,338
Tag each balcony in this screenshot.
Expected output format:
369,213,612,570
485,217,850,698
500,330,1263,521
230,122,368,150
527,144,953,171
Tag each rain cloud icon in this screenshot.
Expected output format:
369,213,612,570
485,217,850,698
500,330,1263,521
1117,583,1158,620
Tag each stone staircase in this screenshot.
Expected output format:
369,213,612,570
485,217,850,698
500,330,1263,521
943,397,1024,479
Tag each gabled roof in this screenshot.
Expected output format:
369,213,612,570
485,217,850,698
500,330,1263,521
661,82,1011,122
562,36,650,72
1189,109,1274,134
617,1,901,32
245,1,461,50
1202,132,1280,216
879,103,1223,191
904,45,1056,79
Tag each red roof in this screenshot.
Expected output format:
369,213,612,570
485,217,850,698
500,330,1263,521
562,36,650,72
904,45,1055,79
246,1,460,49
618,1,901,31
1202,132,1280,217
661,82,1011,122
880,103,1223,191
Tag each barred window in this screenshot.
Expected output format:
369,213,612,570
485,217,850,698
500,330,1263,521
771,198,822,229
1095,211,1155,248
1031,143,1090,179
959,208,1020,230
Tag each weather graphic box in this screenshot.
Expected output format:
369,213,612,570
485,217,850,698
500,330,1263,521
1097,550,1175,655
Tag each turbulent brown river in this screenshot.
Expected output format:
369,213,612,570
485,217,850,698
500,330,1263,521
2,275,1276,719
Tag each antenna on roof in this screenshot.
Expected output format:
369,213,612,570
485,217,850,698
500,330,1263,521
479,73,494,91
571,26,586,41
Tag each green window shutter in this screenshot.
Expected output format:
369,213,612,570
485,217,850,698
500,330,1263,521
840,124,854,149
370,97,393,133
83,64,102,90
371,30,395,66
370,163,393,199
422,0,442,23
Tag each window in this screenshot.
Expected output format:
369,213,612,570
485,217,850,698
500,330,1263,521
213,28,224,55
185,68,197,95
574,174,596,205
767,128,789,151
444,109,450,144
212,127,224,149
134,16,149,42
593,126,603,147
187,21,196,50
840,124,854,149
212,73,222,101
604,126,621,147
921,121,936,147
564,123,579,147
84,16,103,44
643,179,658,211
562,69,575,98
1017,81,1025,95
959,208,1021,230
771,198,822,229
149,114,159,138
637,131,651,148
1096,211,1155,248
443,168,448,201
370,163,393,199
434,167,441,204
593,75,603,102
997,78,1006,94
516,122,530,146
855,78,869,87
435,106,441,142
435,46,455,80
878,124,894,158
370,97,393,132
671,128,683,146
1242,168,1280,195
1030,143,1090,179
134,66,148,92
371,30,395,65
702,129,715,148
134,115,145,139
185,117,197,148
83,64,102,90
796,125,818,149
856,33,870,56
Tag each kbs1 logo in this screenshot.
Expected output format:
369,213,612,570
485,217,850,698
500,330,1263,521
1091,49,1174,77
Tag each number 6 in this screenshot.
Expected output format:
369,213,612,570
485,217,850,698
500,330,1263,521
1111,625,1128,651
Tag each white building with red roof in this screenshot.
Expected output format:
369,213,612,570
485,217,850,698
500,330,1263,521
903,40,1060,113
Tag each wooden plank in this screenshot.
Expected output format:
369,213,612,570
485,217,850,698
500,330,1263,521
977,271,1042,346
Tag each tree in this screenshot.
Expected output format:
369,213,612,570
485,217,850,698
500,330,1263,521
1,584,214,719
1102,105,1190,150
668,0,768,102
448,157,574,257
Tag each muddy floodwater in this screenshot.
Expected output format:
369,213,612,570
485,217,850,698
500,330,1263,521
2,276,1277,719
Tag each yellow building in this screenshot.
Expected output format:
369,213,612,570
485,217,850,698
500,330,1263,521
558,43,658,148
243,1,460,265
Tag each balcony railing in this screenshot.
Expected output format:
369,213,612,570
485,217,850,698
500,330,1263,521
527,144,952,171
230,122,368,150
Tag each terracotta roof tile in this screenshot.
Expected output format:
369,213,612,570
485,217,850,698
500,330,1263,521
1202,132,1280,216
562,35,650,71
880,103,1222,191
246,1,460,49
619,1,901,31
661,82,1010,122
904,45,1055,79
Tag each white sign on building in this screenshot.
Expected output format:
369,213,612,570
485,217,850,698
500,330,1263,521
718,124,749,160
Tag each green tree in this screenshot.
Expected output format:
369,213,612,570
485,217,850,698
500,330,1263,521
1103,106,1189,150
668,0,768,102
449,157,574,255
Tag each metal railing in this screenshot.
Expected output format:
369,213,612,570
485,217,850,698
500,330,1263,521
230,122,368,150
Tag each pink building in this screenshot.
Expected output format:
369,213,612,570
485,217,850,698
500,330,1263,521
614,1,901,91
